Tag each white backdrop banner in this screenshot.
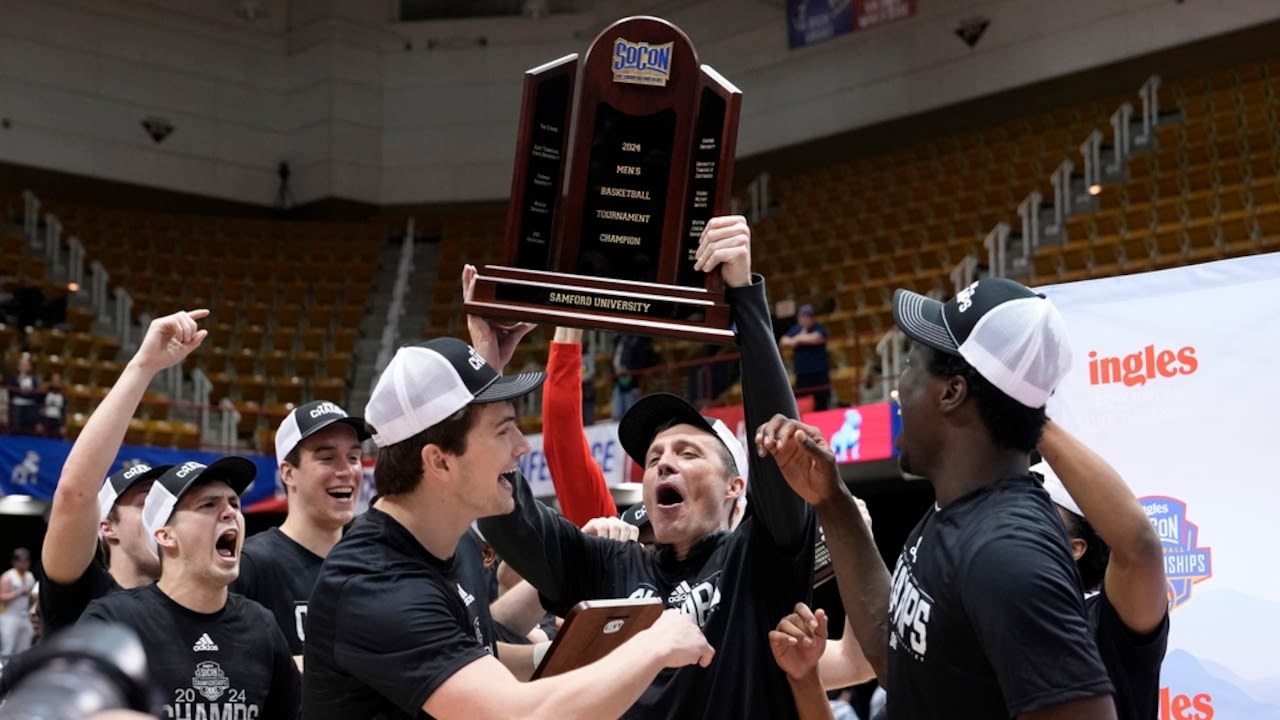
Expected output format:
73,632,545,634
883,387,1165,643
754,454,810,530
1041,251,1280,720
516,421,625,498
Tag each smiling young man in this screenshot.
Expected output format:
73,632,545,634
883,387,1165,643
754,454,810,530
79,459,300,719
757,278,1117,720
39,309,207,635
232,400,369,662
478,215,819,719
302,337,714,720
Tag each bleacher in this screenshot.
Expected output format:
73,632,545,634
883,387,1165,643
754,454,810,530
5,57,1277,445
1039,63,1280,282
0,198,382,454
417,58,1279,433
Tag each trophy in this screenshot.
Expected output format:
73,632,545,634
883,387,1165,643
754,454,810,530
463,16,742,343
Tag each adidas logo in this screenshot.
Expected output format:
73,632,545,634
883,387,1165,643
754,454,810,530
192,633,219,652
456,583,475,608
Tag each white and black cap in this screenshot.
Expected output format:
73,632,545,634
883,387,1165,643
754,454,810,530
892,277,1073,408
142,457,257,553
365,337,545,448
1030,460,1083,517
275,400,372,465
617,393,749,483
619,502,650,529
97,463,171,522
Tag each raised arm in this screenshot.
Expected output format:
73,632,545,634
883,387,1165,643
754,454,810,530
696,216,811,551
758,415,893,683
42,310,208,583
769,604,836,720
542,327,617,525
478,469,625,614
1037,420,1167,634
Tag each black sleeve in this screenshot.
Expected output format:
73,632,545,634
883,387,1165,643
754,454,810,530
961,525,1115,715
38,563,115,635
1093,590,1170,668
729,275,814,553
332,575,489,715
264,615,302,719
477,471,624,616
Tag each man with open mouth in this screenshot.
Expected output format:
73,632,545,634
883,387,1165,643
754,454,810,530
302,335,714,720
37,309,207,636
79,458,300,719
478,215,825,720
232,399,370,667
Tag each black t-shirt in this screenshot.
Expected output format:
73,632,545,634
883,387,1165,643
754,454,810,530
231,527,323,656
481,478,817,720
302,508,497,720
479,276,816,720
37,561,121,637
1088,591,1169,720
79,584,299,719
885,475,1114,719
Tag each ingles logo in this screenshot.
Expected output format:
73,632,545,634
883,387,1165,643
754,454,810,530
1088,345,1198,387
612,38,672,87
1142,496,1211,610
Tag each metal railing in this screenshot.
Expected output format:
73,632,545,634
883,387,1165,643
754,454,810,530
373,219,416,381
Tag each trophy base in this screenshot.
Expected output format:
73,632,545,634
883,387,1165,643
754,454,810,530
464,266,734,344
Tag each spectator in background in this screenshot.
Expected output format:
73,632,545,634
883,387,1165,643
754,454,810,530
612,333,658,419
780,305,831,410
1,548,37,658
8,354,40,433
40,371,64,438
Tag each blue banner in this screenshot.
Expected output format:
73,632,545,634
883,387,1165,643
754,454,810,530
0,434,279,508
787,0,917,49
788,0,854,49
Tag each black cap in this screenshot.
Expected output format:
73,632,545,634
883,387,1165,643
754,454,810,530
366,337,546,447
98,463,172,521
619,502,650,529
892,277,1042,356
617,393,748,477
142,457,258,552
275,400,371,464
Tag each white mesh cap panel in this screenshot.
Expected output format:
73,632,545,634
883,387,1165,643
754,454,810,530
1031,460,1083,517
955,296,1073,408
141,481,180,555
365,346,476,447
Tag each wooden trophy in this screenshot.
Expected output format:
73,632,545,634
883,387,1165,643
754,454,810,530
464,16,742,343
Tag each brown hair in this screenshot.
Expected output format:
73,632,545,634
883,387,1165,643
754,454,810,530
373,405,481,496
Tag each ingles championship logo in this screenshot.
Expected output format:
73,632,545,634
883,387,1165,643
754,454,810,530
612,38,672,87
1142,496,1212,610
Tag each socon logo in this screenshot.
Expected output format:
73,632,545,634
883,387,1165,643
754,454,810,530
1142,495,1212,610
612,38,672,87
1088,345,1198,387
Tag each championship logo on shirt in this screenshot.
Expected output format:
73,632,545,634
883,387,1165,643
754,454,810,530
888,538,932,661
1141,495,1212,610
192,660,231,702
628,574,723,627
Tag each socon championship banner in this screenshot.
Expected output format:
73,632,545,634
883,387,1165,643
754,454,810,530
1041,252,1280,719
